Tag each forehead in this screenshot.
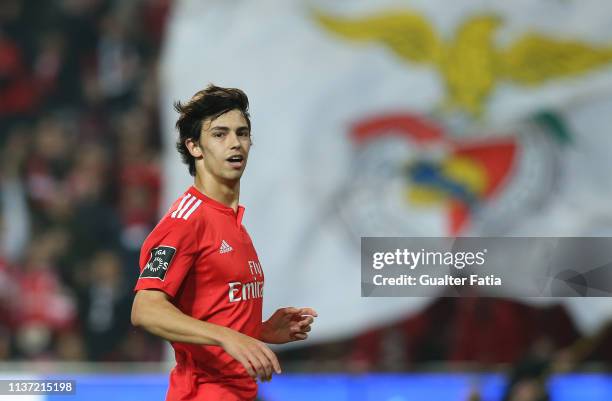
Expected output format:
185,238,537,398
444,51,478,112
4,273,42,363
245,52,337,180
203,109,248,130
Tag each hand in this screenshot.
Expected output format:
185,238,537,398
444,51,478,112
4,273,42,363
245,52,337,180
260,307,318,344
219,327,281,382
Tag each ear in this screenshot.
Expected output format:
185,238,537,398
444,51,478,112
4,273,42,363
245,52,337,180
185,138,203,158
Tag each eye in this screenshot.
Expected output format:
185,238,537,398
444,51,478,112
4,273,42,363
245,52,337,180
238,131,250,137
212,131,225,138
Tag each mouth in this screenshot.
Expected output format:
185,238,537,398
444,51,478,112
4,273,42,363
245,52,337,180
226,154,245,169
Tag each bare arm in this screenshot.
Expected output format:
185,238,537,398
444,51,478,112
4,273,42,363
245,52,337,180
131,289,281,380
131,289,226,345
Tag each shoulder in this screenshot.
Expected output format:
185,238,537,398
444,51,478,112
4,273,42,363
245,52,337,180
165,190,205,222
149,189,208,240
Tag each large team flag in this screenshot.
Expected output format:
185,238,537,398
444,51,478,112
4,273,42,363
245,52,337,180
161,0,612,342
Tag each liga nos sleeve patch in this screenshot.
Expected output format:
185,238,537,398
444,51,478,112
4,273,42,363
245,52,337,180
140,246,176,280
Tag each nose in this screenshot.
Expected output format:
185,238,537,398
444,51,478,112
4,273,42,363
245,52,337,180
228,131,241,149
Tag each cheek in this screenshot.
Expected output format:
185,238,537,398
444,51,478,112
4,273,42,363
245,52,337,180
242,140,252,154
202,144,224,160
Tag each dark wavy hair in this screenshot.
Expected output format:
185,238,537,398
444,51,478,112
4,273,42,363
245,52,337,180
174,84,251,176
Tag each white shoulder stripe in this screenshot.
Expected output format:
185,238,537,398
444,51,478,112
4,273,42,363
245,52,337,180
182,199,202,220
171,193,191,218
176,196,196,218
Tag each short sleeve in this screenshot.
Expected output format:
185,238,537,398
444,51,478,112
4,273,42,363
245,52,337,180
134,216,198,297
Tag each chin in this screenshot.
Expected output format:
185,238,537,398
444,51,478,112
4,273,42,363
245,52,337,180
223,171,244,182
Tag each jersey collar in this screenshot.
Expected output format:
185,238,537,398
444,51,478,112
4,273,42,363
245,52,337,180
188,186,245,226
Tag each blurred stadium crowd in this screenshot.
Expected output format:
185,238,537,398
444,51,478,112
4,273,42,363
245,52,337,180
2,3,612,396
0,0,169,361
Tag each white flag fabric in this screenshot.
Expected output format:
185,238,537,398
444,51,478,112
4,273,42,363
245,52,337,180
161,0,612,342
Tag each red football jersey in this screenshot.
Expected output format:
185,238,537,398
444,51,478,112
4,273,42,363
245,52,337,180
134,186,264,399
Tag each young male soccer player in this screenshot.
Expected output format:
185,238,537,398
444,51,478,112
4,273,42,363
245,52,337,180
131,85,317,401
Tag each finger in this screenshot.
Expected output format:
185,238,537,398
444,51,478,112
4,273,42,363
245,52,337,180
289,321,306,334
290,316,313,329
298,316,314,327
297,307,318,317
251,348,272,381
291,313,314,323
301,325,312,333
292,332,308,340
259,343,282,374
236,355,257,379
283,307,300,316
247,352,268,382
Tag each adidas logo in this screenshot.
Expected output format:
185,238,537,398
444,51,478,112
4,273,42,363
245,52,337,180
219,240,233,254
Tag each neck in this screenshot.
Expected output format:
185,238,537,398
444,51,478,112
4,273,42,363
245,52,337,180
193,172,240,212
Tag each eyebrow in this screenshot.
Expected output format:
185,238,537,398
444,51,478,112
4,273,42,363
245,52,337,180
209,126,250,132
